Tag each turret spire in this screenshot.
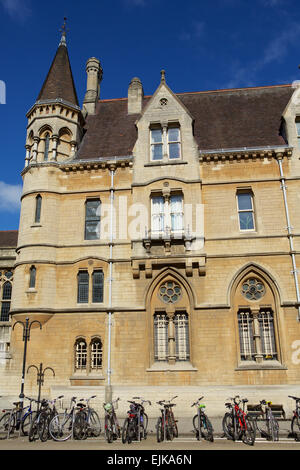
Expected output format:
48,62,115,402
59,17,68,47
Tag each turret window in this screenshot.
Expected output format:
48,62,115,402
35,195,42,224
29,266,36,289
44,133,50,161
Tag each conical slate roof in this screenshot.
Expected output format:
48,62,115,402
36,40,79,106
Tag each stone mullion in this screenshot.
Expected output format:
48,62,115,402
251,308,263,363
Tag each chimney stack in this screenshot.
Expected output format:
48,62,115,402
83,57,103,115
128,77,144,114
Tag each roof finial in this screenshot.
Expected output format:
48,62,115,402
161,69,166,83
59,17,68,47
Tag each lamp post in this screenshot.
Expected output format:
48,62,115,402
27,363,55,411
12,317,42,411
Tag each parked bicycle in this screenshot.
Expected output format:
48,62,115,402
222,396,256,446
289,395,300,440
73,395,101,440
48,396,85,441
122,397,151,444
156,396,178,442
28,395,64,442
191,396,214,442
103,397,121,443
251,400,279,441
0,396,38,439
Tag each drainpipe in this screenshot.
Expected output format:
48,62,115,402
277,154,300,321
106,164,115,401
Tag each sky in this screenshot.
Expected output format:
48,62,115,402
0,0,300,230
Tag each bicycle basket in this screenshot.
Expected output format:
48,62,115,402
104,403,113,412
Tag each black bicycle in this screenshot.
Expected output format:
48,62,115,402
103,397,121,443
191,396,214,442
122,397,151,444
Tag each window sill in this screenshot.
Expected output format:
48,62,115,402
145,160,187,167
235,360,287,371
30,223,42,228
26,289,37,294
147,362,197,372
70,374,105,386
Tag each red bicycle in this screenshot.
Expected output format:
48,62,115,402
222,395,256,446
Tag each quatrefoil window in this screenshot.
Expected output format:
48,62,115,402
160,98,168,106
159,281,182,303
242,278,265,301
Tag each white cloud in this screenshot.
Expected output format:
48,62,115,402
0,0,32,22
0,181,22,212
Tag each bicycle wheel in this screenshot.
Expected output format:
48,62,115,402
38,412,50,442
222,412,234,440
156,417,164,443
200,413,214,442
122,418,130,444
0,412,14,439
267,416,279,441
21,411,37,436
291,416,300,440
166,421,174,441
241,417,256,446
89,410,101,437
28,415,40,442
49,413,73,441
73,411,87,440
105,416,114,443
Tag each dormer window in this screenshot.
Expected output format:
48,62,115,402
150,124,181,161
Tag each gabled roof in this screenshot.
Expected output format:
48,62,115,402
36,42,79,106
75,84,294,161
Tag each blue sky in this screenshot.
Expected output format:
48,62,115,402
0,0,300,230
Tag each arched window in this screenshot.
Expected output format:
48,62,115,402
35,195,42,224
234,272,280,365
75,338,87,370
29,266,36,289
1,281,12,321
44,133,50,161
90,338,103,370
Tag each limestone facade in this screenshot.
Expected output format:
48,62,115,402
1,35,300,419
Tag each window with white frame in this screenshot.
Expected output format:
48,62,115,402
75,338,87,370
150,124,181,161
90,337,103,370
151,194,183,236
237,191,255,231
238,308,278,362
154,313,169,361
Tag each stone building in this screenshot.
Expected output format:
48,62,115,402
1,28,300,420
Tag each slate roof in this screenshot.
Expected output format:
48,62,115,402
36,43,79,106
76,84,294,161
0,231,18,248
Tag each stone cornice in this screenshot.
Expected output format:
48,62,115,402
199,145,293,163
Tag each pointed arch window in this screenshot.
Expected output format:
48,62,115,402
1,281,12,322
44,133,50,161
